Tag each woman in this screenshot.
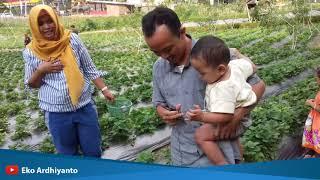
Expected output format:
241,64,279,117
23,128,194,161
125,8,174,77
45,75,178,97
23,5,114,157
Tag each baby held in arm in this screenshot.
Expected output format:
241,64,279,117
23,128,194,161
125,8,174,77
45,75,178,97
186,35,257,165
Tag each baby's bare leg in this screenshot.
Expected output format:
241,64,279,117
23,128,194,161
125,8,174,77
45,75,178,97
195,124,228,165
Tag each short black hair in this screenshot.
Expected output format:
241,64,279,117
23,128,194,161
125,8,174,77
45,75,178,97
317,67,320,78
191,35,230,68
142,6,181,38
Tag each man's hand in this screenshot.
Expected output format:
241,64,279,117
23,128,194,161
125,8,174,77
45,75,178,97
186,105,203,121
214,108,247,140
157,104,183,126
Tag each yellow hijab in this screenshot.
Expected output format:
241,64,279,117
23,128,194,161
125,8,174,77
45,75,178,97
27,5,84,106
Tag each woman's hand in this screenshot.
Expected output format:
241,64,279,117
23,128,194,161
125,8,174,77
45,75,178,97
102,89,115,102
37,59,64,74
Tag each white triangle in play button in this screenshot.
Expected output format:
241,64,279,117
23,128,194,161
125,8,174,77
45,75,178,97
10,168,14,172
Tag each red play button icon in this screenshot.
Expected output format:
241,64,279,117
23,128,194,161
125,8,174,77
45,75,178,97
5,165,19,175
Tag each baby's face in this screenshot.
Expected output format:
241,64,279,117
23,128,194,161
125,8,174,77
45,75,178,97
191,58,223,84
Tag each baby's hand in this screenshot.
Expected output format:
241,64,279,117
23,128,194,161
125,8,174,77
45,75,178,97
186,105,203,121
305,99,315,107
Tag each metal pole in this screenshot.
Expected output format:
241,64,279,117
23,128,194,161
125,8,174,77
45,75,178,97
20,0,23,16
24,0,27,16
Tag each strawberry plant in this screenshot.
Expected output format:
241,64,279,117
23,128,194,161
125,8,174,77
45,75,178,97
38,137,55,154
11,114,32,141
244,77,318,162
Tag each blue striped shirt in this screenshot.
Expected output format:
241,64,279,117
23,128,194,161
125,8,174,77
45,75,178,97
23,33,103,112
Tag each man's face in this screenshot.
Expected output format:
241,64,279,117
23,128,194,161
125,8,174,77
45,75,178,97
144,25,185,65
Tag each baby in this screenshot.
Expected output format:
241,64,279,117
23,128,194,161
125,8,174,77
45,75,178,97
187,35,257,165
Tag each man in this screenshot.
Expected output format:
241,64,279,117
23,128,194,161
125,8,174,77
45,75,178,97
70,25,79,35
24,33,31,47
142,7,265,167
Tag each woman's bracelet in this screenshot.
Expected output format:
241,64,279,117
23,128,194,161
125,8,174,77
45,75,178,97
101,86,108,92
